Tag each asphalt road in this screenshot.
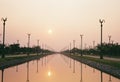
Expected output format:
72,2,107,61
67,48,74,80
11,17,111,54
84,55,120,61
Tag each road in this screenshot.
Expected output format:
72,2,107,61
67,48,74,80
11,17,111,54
0,54,37,58
84,55,120,62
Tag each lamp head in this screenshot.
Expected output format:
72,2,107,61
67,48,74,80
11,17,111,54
1,17,7,22
99,19,105,23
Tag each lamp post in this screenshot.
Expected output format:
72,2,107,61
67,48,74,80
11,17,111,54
93,41,95,48
0,34,1,44
69,42,71,54
80,35,83,56
99,19,105,59
73,40,75,54
37,40,39,55
17,40,19,44
27,34,31,56
1,17,7,58
108,35,111,44
73,40,75,48
42,43,44,54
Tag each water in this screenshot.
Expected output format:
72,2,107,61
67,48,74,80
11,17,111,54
0,54,120,82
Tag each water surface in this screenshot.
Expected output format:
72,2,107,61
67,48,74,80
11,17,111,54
0,54,119,82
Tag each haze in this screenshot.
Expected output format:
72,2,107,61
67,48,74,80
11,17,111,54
0,0,120,51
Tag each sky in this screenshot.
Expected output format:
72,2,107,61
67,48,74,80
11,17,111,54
0,0,120,51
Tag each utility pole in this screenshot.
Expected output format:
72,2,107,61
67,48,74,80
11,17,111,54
1,17,7,58
27,34,31,56
99,19,105,59
80,35,83,56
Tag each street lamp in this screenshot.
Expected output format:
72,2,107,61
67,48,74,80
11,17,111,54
93,41,95,48
80,35,83,56
27,34,31,56
17,40,19,44
99,19,105,59
69,42,71,54
37,40,39,55
73,40,75,48
73,40,75,54
1,17,7,58
0,34,1,44
108,35,111,44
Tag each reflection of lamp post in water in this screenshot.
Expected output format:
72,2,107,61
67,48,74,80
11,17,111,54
45,56,46,66
100,71,103,82
1,69,4,82
80,62,82,82
26,62,29,82
1,17,7,58
109,75,112,82
41,57,43,66
16,65,18,72
99,19,105,59
73,59,75,73
36,59,39,73
93,68,95,73
69,43,72,68
69,57,71,68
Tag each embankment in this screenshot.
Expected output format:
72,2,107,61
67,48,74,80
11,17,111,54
64,54,120,79
0,55,46,70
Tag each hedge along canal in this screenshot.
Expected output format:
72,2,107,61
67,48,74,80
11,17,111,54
63,53,120,79
0,54,47,70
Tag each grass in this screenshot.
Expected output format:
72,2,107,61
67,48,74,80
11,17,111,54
67,53,120,69
0,55,41,63
76,55,120,69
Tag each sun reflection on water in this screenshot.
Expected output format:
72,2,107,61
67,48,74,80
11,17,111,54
47,71,52,77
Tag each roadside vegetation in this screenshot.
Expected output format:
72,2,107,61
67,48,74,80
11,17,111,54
79,56,120,69
0,43,54,58
62,42,120,69
63,42,120,57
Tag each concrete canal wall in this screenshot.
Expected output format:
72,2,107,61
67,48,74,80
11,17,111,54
64,54,120,79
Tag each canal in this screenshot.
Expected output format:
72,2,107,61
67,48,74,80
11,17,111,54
0,54,120,82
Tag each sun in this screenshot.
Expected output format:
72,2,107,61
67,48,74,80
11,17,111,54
48,29,52,34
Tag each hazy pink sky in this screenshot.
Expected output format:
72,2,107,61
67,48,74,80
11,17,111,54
0,0,120,51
